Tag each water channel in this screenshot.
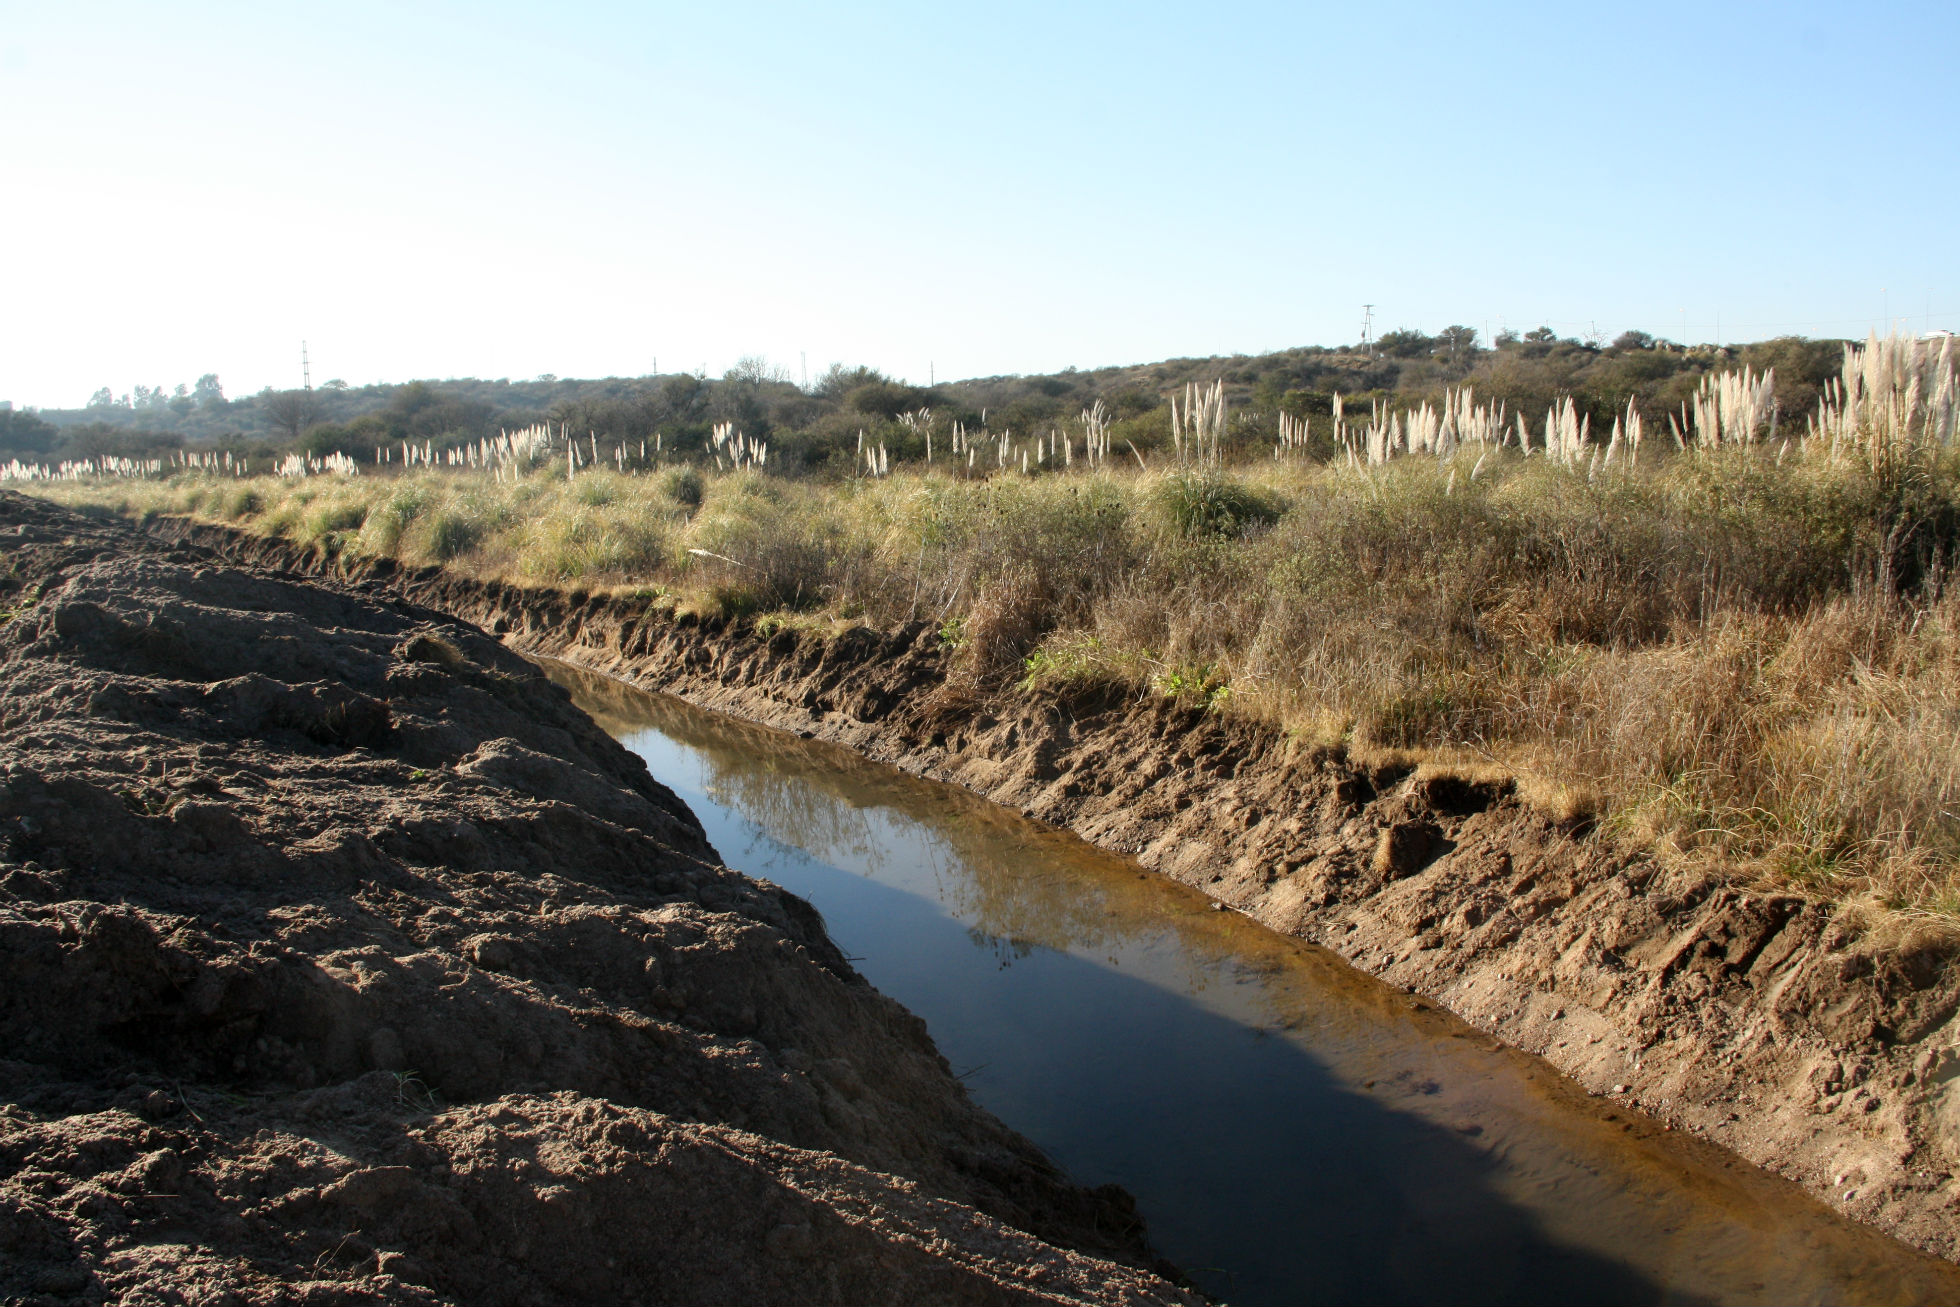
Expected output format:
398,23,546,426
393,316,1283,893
549,660,1960,1307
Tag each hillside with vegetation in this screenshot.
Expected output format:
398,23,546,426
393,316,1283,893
5,327,1849,475
21,331,1960,923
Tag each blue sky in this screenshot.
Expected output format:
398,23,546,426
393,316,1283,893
3,1,1956,407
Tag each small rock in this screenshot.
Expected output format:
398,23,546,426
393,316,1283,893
1612,1084,1629,1095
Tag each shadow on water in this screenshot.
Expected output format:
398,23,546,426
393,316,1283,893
554,661,1960,1307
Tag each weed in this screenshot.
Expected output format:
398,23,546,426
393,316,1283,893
392,1070,438,1112
1151,661,1231,707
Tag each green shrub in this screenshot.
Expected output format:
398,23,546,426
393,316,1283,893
360,486,432,555
426,509,481,561
1159,471,1283,538
306,501,368,539
223,487,263,520
662,465,704,509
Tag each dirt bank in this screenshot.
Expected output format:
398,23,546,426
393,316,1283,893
0,493,1193,1306
127,506,1960,1268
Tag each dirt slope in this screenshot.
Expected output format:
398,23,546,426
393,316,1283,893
127,508,1960,1268
0,493,1193,1306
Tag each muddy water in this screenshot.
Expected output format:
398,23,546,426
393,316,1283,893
551,662,1960,1307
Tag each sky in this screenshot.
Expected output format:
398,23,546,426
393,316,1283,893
3,0,1957,408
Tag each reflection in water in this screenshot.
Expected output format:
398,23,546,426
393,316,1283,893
556,661,1960,1307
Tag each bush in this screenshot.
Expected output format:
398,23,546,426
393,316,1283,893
1158,471,1283,538
662,465,704,509
305,500,368,539
359,485,432,555
426,509,481,560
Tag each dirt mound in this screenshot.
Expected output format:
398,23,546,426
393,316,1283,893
0,493,1192,1306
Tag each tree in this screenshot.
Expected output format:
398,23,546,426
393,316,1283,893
262,388,322,442
1436,325,1479,362
1376,329,1434,359
847,380,936,419
1278,389,1334,417
814,364,886,400
1524,326,1558,344
193,374,225,407
0,407,57,457
660,373,706,419
1612,330,1655,351
86,386,116,409
724,355,788,386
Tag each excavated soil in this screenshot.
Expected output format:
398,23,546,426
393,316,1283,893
0,493,1194,1307
129,507,1960,1271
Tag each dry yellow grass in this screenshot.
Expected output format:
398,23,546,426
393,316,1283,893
28,336,1960,915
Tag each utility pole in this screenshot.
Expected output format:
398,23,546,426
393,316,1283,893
800,351,807,389
1360,305,1374,355
301,341,311,391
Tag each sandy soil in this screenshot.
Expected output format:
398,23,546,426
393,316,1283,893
0,493,1194,1306
123,511,1960,1269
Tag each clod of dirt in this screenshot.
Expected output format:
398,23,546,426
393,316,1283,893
1372,820,1446,879
0,492,1192,1306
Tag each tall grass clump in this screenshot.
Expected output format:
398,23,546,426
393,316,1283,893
358,483,435,556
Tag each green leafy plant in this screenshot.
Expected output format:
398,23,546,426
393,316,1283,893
1151,661,1230,707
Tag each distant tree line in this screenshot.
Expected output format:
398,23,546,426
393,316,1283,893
1,331,1858,471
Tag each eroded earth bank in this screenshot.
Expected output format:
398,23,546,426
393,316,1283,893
130,508,1960,1271
0,493,1194,1306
